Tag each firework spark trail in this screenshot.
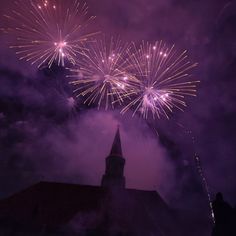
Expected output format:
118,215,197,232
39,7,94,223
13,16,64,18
3,0,96,68
193,140,215,224
177,123,215,224
69,38,139,110
194,153,215,224
121,41,199,120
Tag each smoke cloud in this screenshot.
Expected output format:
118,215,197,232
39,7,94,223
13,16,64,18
0,0,235,218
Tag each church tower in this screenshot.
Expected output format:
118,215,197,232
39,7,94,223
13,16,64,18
101,127,126,188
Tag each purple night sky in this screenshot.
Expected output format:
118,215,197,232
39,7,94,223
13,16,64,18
0,0,235,213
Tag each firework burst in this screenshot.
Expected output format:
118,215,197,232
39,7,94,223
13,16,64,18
3,0,96,68
69,38,138,110
121,41,199,119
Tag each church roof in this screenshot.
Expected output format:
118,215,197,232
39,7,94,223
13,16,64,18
0,181,180,235
110,127,123,157
0,182,104,225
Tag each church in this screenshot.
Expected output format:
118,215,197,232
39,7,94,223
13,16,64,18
0,128,209,235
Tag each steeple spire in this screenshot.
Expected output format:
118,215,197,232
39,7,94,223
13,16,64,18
110,126,123,157
101,126,126,188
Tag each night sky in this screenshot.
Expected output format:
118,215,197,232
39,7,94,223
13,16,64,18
0,0,235,215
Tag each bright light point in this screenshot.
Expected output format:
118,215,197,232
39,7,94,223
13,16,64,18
38,5,42,9
161,96,166,101
116,82,125,89
62,53,65,57
67,97,75,107
153,46,156,50
59,41,66,47
54,42,57,46
146,55,150,59
59,48,62,53
53,5,56,9
164,53,167,57
123,76,128,80
160,93,169,102
102,59,105,63
160,52,163,55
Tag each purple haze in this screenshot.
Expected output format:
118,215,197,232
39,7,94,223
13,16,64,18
0,0,235,214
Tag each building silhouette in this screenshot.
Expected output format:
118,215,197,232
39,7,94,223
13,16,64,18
0,128,210,235
102,127,125,188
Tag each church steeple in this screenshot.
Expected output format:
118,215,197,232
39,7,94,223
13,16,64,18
101,127,126,188
110,126,123,157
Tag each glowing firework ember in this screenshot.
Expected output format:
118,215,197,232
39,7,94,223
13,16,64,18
69,38,138,110
3,0,96,68
121,41,199,119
